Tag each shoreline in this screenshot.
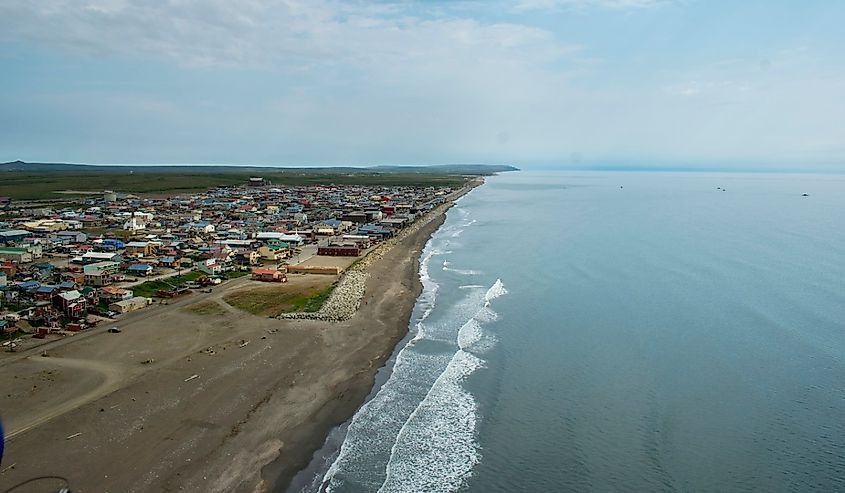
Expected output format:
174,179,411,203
269,212,450,492
269,179,481,491
0,179,480,493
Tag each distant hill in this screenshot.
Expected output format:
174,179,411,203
0,161,519,175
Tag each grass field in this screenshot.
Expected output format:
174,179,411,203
0,170,469,200
223,279,335,316
132,271,205,298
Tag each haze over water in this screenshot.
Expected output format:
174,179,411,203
311,171,845,492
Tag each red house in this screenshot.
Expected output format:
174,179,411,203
317,244,360,257
251,268,287,283
53,290,87,318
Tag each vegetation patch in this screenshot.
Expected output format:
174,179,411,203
223,281,335,317
185,301,228,316
132,271,204,298
286,284,336,313
0,170,468,200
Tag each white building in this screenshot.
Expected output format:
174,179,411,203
123,212,154,232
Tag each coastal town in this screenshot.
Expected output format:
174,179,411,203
0,177,458,350
0,170,479,493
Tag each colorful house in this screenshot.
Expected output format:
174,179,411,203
251,268,287,282
53,290,86,318
126,264,154,276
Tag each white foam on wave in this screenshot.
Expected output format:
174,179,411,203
322,223,508,493
323,350,446,492
474,305,499,324
376,279,508,492
442,265,482,275
459,284,485,289
378,350,484,493
485,278,508,302
457,318,483,350
322,238,450,491
413,239,448,341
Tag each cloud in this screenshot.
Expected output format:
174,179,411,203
0,1,842,167
0,0,575,68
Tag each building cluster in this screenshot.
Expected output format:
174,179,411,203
0,179,453,337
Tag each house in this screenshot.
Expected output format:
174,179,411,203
293,212,308,225
125,241,157,257
0,261,17,278
99,286,134,301
234,249,261,266
35,285,58,301
0,247,32,263
55,231,88,243
79,251,122,264
53,290,86,318
313,219,345,235
380,217,408,229
123,212,154,232
0,230,31,244
356,223,393,240
83,261,120,286
58,280,79,291
79,286,99,304
63,271,86,286
99,238,125,251
20,219,67,232
16,280,41,295
318,244,361,257
158,256,179,268
198,259,223,276
29,262,55,281
257,245,286,261
251,268,287,282
342,235,372,249
109,296,149,314
188,221,215,234
341,211,368,224
256,232,304,246
126,264,154,276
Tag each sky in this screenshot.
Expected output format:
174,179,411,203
0,0,843,170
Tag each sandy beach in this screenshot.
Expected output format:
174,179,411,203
0,185,473,493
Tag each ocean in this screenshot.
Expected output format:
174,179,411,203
295,171,845,492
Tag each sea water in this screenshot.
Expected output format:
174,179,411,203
300,171,845,492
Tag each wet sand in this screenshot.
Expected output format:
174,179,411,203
0,187,470,492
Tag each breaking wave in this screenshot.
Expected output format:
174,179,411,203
321,277,508,492
378,350,484,493
319,196,505,493
442,260,482,276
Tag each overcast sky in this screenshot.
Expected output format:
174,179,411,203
1,0,843,169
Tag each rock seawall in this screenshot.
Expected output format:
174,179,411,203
277,188,469,322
